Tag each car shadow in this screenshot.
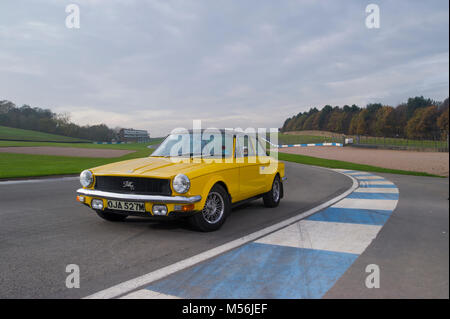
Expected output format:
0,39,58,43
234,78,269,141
116,199,281,233
123,216,196,231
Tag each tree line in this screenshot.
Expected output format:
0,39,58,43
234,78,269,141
0,100,117,142
281,96,449,140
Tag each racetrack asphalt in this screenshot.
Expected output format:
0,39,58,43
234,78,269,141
325,173,449,299
0,162,447,299
0,162,351,298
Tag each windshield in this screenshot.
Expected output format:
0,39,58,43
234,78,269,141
151,132,233,158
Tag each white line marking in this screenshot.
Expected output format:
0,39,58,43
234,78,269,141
333,198,398,211
354,176,385,180
360,180,395,186
0,176,78,185
344,171,372,176
256,220,382,255
353,187,398,193
120,289,180,299
83,170,359,299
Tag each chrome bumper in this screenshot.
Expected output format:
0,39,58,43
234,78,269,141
76,188,202,204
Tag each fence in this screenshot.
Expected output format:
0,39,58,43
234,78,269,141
351,135,449,152
277,134,344,146
278,132,449,152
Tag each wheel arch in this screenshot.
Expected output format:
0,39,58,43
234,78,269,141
193,175,233,208
213,180,232,203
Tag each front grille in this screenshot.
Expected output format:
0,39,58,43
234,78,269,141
94,176,171,195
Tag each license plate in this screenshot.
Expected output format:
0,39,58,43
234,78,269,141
107,200,146,212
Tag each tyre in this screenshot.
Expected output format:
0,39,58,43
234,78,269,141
95,210,128,222
263,175,281,208
189,184,230,232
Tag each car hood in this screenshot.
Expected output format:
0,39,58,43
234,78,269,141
90,156,233,179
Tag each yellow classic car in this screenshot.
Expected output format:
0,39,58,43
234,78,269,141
76,129,286,231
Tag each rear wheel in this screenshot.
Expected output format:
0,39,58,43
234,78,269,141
189,184,230,232
95,210,128,222
263,175,281,208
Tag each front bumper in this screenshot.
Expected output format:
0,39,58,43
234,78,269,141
76,188,202,204
76,188,202,217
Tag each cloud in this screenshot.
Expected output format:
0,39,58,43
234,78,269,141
0,0,448,136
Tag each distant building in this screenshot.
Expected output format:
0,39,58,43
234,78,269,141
118,128,150,143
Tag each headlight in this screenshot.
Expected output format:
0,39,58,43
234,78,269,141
80,170,94,188
172,174,190,194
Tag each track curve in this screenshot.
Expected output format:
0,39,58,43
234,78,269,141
0,162,351,298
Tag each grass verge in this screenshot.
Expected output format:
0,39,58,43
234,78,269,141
0,125,89,142
277,133,336,145
278,152,443,178
0,142,159,179
0,139,163,149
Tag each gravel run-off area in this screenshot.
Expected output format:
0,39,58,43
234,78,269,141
280,146,449,176
0,147,135,158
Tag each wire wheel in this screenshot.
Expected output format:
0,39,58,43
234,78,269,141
202,191,225,224
272,178,280,202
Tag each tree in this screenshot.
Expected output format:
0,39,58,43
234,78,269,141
374,106,396,137
279,96,448,138
406,96,435,118
281,117,292,132
356,109,370,135
293,114,308,130
405,106,439,139
0,99,119,141
438,97,449,112
437,107,449,140
302,113,315,130
348,114,358,135
327,109,345,133
314,105,333,130
366,103,382,114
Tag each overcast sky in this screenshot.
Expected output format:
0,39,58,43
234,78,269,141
0,0,448,136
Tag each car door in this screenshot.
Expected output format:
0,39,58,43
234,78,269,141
235,135,264,199
254,136,276,192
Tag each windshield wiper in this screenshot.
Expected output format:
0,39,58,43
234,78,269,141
180,153,219,158
178,153,203,157
152,153,215,158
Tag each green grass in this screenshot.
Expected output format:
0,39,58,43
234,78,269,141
278,152,443,177
355,136,447,149
0,125,89,142
0,139,163,149
277,133,336,145
0,142,161,179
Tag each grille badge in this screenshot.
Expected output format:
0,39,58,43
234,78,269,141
122,180,135,191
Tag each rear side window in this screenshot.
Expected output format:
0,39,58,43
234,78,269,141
235,135,256,157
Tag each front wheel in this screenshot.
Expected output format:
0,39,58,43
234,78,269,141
189,184,230,232
263,175,282,208
95,210,128,222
